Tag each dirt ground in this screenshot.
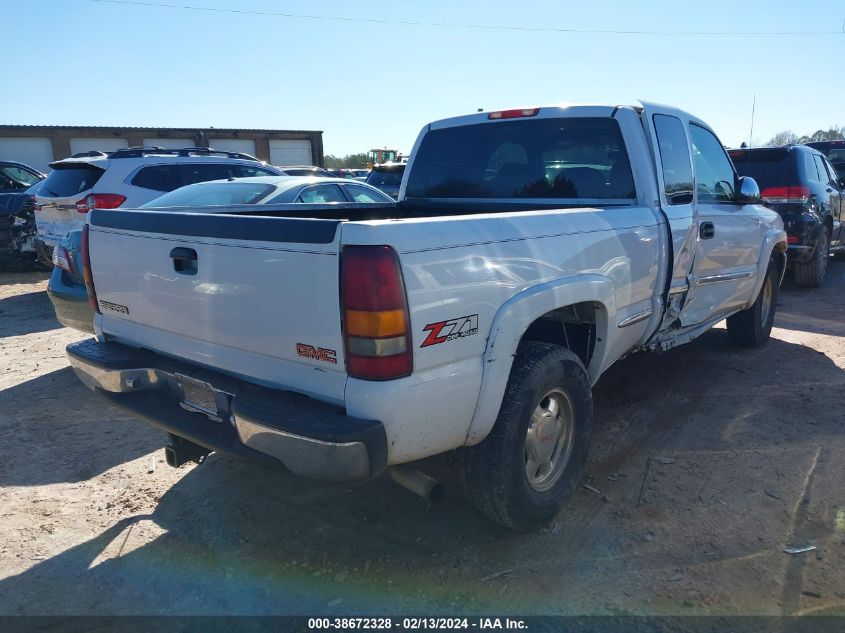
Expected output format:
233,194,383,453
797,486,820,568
1,262,844,617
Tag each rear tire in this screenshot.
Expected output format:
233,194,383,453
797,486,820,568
727,258,778,348
460,342,592,531
793,225,830,287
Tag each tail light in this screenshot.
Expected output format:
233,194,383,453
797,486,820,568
760,186,811,204
787,235,799,244
81,224,100,314
77,193,126,214
341,245,412,380
488,108,540,120
51,245,74,273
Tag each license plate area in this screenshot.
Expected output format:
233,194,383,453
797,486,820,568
177,375,223,422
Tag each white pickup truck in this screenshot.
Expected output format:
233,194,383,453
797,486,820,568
68,102,787,530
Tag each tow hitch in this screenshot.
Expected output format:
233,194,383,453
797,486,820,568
164,433,211,468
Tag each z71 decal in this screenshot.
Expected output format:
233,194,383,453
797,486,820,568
421,314,479,348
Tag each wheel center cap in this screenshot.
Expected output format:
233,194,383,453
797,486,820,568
538,414,557,444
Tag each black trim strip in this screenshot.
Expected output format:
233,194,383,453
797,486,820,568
89,209,341,244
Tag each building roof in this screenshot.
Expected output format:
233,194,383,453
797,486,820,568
0,124,322,134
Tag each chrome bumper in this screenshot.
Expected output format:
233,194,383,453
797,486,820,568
67,339,386,481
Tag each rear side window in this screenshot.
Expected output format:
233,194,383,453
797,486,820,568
404,118,635,200
801,152,821,182
40,164,104,197
653,115,693,205
813,154,836,187
297,184,346,203
130,165,181,192
688,124,735,203
179,163,236,185
729,149,795,190
822,156,844,183
343,184,391,203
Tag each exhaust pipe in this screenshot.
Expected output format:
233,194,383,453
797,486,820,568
388,466,445,503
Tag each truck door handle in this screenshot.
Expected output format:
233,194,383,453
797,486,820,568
700,222,715,240
170,247,197,274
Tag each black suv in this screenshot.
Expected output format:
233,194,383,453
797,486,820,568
729,145,843,286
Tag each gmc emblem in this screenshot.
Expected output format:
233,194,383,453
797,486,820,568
296,343,337,364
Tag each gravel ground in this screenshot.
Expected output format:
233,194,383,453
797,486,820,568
0,263,844,616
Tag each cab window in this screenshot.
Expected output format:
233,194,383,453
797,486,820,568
688,124,735,203
653,115,693,205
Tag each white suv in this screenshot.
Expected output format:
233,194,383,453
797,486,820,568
34,147,282,262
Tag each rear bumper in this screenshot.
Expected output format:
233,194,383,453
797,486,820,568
47,269,94,334
66,339,387,481
778,210,825,263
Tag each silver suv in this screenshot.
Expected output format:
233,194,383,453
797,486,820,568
34,147,282,262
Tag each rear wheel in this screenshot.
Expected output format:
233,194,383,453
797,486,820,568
460,342,592,531
727,258,778,348
793,225,830,287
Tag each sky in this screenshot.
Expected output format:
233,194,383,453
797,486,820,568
3,0,845,156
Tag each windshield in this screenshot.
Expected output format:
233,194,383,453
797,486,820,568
405,117,635,200
142,182,276,207
729,149,795,189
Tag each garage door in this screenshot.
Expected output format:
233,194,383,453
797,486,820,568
270,140,312,166
0,138,54,173
69,137,129,156
211,139,256,156
143,138,195,150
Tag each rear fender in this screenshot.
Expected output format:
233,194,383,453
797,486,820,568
464,275,613,445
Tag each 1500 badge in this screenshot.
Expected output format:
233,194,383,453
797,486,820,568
421,314,479,347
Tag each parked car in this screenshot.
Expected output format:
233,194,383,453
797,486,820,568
34,147,282,264
328,168,370,181
729,145,843,286
142,176,395,208
47,176,394,333
365,162,404,198
68,102,786,531
0,161,44,192
47,230,92,333
0,162,45,268
806,140,845,180
275,165,334,178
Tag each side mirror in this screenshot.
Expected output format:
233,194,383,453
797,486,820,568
736,176,761,204
839,178,845,190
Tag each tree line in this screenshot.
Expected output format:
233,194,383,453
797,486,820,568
324,153,370,169
765,126,845,146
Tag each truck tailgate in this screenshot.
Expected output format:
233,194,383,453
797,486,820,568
87,209,347,404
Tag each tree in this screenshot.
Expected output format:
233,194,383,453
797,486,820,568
325,153,370,169
765,126,844,147
764,130,799,146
